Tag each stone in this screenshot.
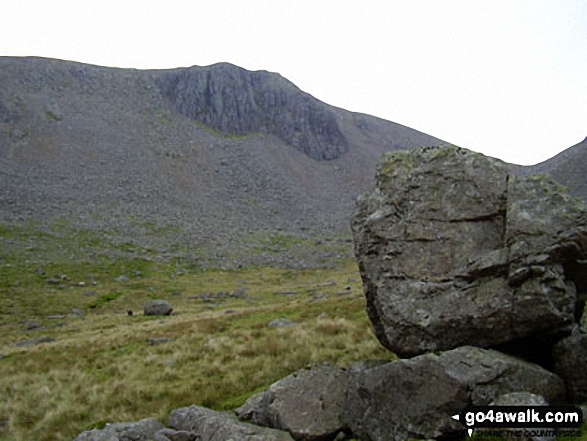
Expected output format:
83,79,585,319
15,336,55,347
116,275,130,282
74,418,165,441
343,346,565,441
148,337,172,346
352,146,587,358
24,320,41,330
144,300,173,316
46,314,66,320
153,428,199,441
168,405,295,441
239,364,348,440
552,334,587,403
268,318,297,328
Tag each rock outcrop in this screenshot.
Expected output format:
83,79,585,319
156,63,348,161
352,146,587,358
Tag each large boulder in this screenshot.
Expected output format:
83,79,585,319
236,364,348,440
144,300,173,316
553,333,587,404
343,346,565,441
352,146,587,357
168,405,295,441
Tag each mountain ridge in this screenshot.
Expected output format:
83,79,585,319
0,56,584,267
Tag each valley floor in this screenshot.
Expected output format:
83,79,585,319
0,221,391,441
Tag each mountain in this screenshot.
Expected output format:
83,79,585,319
1,57,584,268
519,137,587,201
0,57,444,268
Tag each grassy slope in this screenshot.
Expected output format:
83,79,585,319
0,221,393,441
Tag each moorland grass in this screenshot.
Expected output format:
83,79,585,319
0,226,393,441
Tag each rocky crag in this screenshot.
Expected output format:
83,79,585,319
75,146,587,441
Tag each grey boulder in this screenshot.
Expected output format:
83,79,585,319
237,364,348,440
352,146,587,357
144,300,173,316
168,405,294,441
343,346,565,441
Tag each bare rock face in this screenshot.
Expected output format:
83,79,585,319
157,63,348,160
343,346,565,441
352,146,587,358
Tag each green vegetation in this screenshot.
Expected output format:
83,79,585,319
45,110,62,122
0,221,390,441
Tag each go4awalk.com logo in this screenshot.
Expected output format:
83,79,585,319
452,405,584,437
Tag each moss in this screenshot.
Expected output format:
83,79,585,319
45,110,61,121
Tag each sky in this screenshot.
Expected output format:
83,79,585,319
1,0,586,165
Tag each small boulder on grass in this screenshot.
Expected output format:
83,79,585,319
144,300,173,316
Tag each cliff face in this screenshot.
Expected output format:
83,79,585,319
156,63,348,160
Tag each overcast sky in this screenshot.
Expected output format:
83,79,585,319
2,0,586,165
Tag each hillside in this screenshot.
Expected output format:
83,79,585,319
519,137,587,201
0,56,444,268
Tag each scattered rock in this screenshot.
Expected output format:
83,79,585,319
552,333,587,403
24,320,41,330
343,346,565,441
46,314,66,320
352,146,587,357
144,300,173,316
46,277,60,285
74,418,165,441
268,318,297,328
83,291,96,297
15,336,55,347
168,405,295,440
116,275,130,282
70,309,83,317
239,364,348,440
148,338,172,346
